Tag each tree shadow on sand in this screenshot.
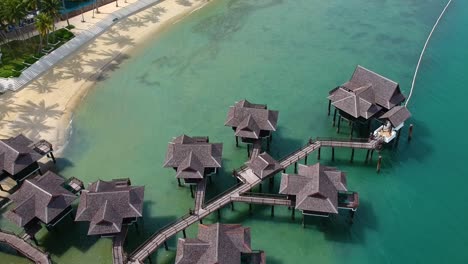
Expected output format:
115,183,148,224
139,7,167,24
8,116,52,141
117,17,146,32
176,0,193,6
15,100,63,120
28,69,65,94
100,30,136,49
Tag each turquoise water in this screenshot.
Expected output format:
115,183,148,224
2,0,468,263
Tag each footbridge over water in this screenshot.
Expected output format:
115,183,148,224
127,136,383,263
0,229,51,264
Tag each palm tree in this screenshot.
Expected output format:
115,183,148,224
35,12,53,53
3,0,27,41
40,0,62,32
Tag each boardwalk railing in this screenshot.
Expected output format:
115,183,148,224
129,136,382,263
0,229,51,264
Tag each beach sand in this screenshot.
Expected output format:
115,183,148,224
0,0,210,153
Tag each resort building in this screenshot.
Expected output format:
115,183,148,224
248,152,282,179
75,178,144,236
175,223,266,264
0,134,55,182
5,171,78,233
328,66,411,141
163,135,223,185
279,163,358,217
225,100,279,145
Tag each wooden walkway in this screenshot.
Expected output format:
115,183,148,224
231,193,292,206
128,136,382,263
194,179,207,212
112,226,129,264
250,139,262,160
0,229,51,264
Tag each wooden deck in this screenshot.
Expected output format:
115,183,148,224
112,226,128,264
194,179,207,212
128,136,382,263
231,193,292,206
0,229,51,264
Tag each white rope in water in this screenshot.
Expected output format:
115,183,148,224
406,0,453,106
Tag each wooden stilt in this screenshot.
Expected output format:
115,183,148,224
350,122,354,139
395,129,401,146
350,148,355,163
190,185,194,198
38,167,43,175
231,202,234,211
333,108,337,127
291,207,295,220
209,175,213,184
49,152,56,163
282,169,286,173
247,144,250,158
302,214,305,228
317,147,321,160
249,204,252,215
337,116,341,133
370,150,374,161
31,236,38,246
269,133,273,142
148,255,153,264
177,178,182,187
182,229,187,238
200,219,203,224
259,183,262,193
331,147,335,161
377,155,382,173
365,149,370,164
134,221,139,233
408,124,414,142
235,136,239,147
304,154,308,165
267,138,270,151
164,241,169,251
217,209,221,220
269,177,274,188
271,206,275,217
367,120,372,134
294,162,298,173
328,100,331,116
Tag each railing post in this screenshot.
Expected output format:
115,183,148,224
377,155,382,173
408,124,414,142
365,149,370,164
350,148,355,163
333,108,337,127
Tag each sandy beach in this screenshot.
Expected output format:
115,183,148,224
0,0,210,153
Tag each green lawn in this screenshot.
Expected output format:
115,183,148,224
0,27,75,78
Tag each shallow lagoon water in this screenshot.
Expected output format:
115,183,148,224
2,0,468,263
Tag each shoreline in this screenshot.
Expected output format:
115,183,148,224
0,0,212,154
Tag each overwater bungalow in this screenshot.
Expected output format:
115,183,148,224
279,163,358,218
0,134,55,183
75,178,144,237
5,171,78,243
328,66,411,141
175,223,266,264
225,100,279,147
248,152,282,180
163,135,223,186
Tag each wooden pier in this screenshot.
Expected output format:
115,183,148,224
127,136,382,263
194,179,207,212
112,226,129,264
0,229,51,264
